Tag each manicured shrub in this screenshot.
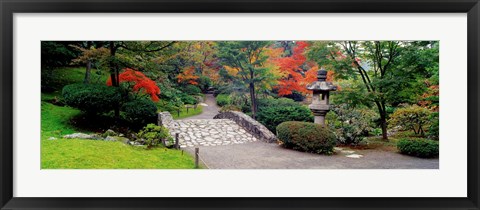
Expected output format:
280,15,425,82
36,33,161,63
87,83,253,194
397,138,439,158
197,75,212,92
427,112,439,140
182,85,202,95
257,106,313,133
257,97,299,107
136,124,173,149
216,94,231,106
62,83,121,114
389,105,432,136
326,104,378,145
180,93,198,105
122,98,158,125
277,121,336,155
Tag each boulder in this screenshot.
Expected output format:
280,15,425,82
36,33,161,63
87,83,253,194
63,133,102,140
105,136,129,143
102,129,117,137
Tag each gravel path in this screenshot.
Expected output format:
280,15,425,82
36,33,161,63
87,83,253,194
183,94,219,119
185,141,439,169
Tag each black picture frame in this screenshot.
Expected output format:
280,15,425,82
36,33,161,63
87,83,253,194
1,0,479,209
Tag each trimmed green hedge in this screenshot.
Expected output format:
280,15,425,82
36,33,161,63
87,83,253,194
277,121,336,155
62,83,121,114
397,138,439,158
216,94,231,106
257,106,313,133
122,98,158,125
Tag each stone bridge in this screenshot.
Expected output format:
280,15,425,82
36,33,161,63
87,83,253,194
157,111,276,148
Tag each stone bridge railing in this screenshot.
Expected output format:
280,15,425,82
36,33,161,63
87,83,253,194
213,111,277,143
157,112,179,133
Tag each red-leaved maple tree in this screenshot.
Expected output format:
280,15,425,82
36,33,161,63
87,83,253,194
106,68,161,102
275,41,323,96
177,66,200,85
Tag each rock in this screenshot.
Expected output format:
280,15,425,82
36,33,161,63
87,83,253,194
346,154,363,159
105,136,129,143
341,150,355,154
63,133,102,140
103,129,117,137
128,141,143,146
48,137,57,140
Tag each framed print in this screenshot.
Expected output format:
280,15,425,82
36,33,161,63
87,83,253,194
1,0,479,209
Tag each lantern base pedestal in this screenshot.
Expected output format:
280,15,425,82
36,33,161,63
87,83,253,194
310,109,329,125
314,115,326,125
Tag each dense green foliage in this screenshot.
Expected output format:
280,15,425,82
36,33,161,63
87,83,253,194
256,98,313,133
122,98,158,125
277,121,336,155
427,112,439,140
197,75,213,91
41,41,81,69
182,85,202,95
326,104,378,145
62,83,121,115
389,105,432,136
397,138,439,158
257,106,313,133
216,94,231,106
136,124,173,148
180,93,198,105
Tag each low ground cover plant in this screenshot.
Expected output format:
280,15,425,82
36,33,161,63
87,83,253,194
136,124,173,149
396,138,439,158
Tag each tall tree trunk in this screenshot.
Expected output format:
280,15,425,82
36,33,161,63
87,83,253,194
109,41,120,119
83,41,92,84
249,82,257,119
375,101,388,140
83,61,91,84
380,112,388,140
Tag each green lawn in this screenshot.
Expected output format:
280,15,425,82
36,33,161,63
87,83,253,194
42,139,195,169
41,101,82,139
172,105,203,119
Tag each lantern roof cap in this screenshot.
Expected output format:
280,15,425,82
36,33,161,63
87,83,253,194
307,67,337,91
307,81,337,91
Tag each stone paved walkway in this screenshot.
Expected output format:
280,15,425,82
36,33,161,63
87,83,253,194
164,94,259,147
172,119,258,148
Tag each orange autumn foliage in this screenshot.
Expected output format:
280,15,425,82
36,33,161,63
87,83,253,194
106,68,160,102
418,83,439,112
177,66,200,85
274,41,336,96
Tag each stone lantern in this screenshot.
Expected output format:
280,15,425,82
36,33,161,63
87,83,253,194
306,67,337,125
